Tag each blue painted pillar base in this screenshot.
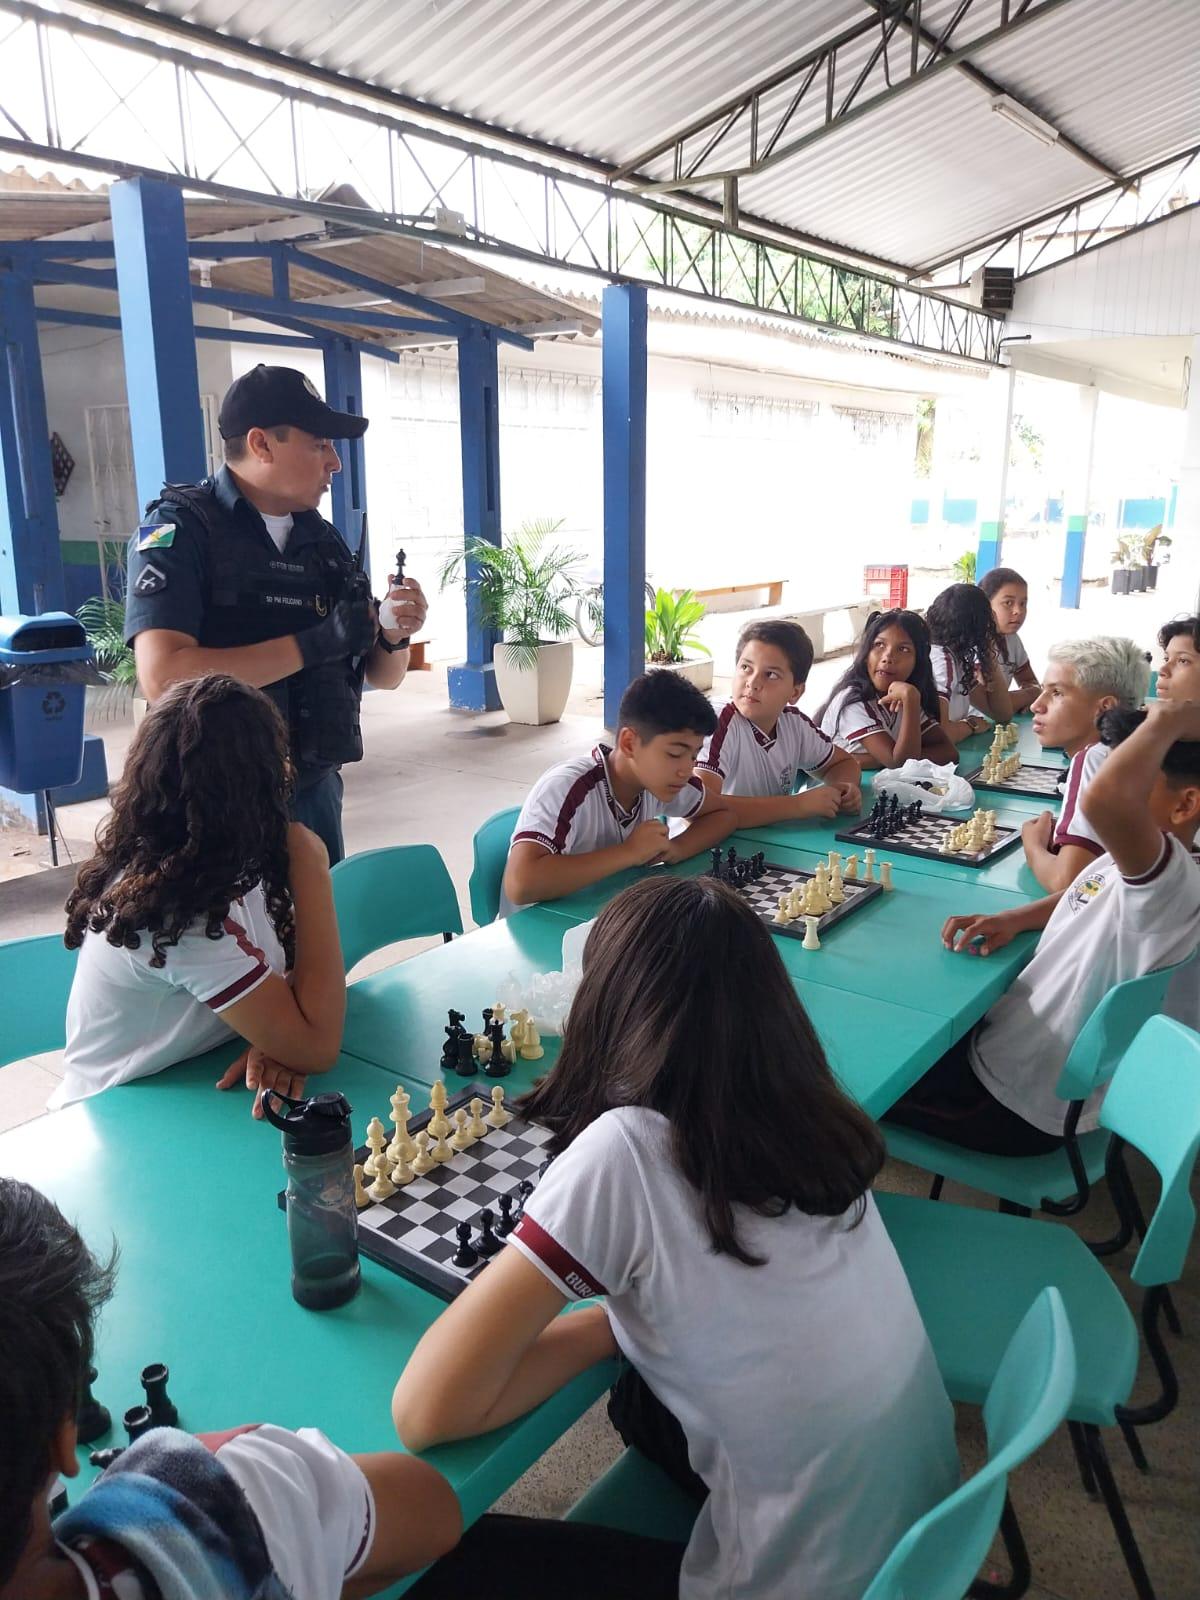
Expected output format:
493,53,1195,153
976,521,1002,583
1060,514,1086,609
447,661,502,713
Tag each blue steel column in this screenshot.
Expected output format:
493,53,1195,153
601,284,648,731
0,264,65,614
322,338,367,559
448,325,502,712
110,177,207,511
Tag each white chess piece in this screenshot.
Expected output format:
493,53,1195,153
509,1009,530,1051
519,1020,544,1061
367,1160,396,1203
450,1108,474,1151
468,1097,488,1139
411,1130,435,1175
864,848,876,882
387,1087,415,1164
476,1037,494,1064
828,865,845,904
880,861,893,891
390,1147,415,1187
492,1001,507,1024
844,854,858,880
363,1117,387,1178
486,1086,512,1128
431,1126,454,1163
352,1163,370,1209
802,915,821,951
427,1082,451,1139
774,893,791,924
827,851,842,875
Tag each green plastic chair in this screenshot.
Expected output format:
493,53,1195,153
878,1015,1200,1600
0,933,78,1066
468,806,520,926
330,845,463,973
885,949,1197,1220
566,1291,1074,1599
863,1287,1075,1600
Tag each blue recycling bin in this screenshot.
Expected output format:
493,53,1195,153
0,612,91,792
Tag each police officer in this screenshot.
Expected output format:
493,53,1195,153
124,365,428,863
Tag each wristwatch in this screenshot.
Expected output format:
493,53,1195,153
377,631,410,653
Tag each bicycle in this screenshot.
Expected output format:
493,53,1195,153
573,572,658,646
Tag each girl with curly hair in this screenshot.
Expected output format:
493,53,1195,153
816,608,958,770
926,582,1014,744
57,674,345,1115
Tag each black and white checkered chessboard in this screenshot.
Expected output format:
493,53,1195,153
727,860,882,939
960,761,1067,799
277,1084,554,1301
835,811,1023,867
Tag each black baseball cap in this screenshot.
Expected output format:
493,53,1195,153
218,365,370,440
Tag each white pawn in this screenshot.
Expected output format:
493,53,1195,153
476,1036,494,1065
390,1146,415,1187
828,865,845,904
802,915,821,951
880,861,893,891
486,1086,512,1129
938,831,954,854
431,1126,454,1163
450,1108,474,1151
411,1130,435,1175
367,1158,396,1203
468,1097,488,1139
427,1082,451,1139
352,1163,370,1209
363,1117,388,1178
519,1020,544,1061
774,893,792,924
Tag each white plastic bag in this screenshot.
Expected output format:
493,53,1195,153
493,918,594,1035
872,759,975,814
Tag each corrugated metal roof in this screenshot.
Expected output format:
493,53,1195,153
128,0,1200,269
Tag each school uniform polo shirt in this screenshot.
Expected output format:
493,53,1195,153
819,686,939,756
971,833,1200,1134
696,703,838,795
930,644,975,721
1051,743,1107,857
999,631,1031,682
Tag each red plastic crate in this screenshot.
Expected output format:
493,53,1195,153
863,564,908,608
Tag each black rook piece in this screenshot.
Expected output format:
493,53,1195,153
124,1404,154,1443
76,1364,111,1445
455,1034,476,1076
141,1363,178,1429
452,1221,479,1269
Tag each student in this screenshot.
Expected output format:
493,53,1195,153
887,702,1200,1154
502,671,736,911
979,566,1040,712
1021,637,1149,894
926,582,1013,742
816,608,959,770
0,1178,461,1600
696,620,862,826
1156,616,1200,702
395,875,959,1600
58,674,346,1116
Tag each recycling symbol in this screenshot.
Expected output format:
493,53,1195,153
42,690,66,717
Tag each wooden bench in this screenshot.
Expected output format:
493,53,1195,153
406,638,431,670
686,579,785,613
785,597,874,659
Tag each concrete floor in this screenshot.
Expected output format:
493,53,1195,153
1,610,1197,1596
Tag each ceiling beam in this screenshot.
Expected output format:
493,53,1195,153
860,0,1124,187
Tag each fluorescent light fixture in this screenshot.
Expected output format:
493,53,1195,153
990,94,1060,148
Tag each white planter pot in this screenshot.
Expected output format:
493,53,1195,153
649,655,714,692
493,640,574,725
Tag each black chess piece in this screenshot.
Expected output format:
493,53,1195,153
474,1207,503,1258
514,1178,536,1222
124,1404,154,1443
754,853,765,879
908,801,923,825
76,1364,111,1445
141,1363,178,1429
484,1019,510,1078
455,1033,476,1077
89,1446,125,1470
726,846,737,870
496,1193,517,1237
710,846,722,879
452,1220,479,1269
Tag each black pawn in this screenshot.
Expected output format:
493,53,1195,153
515,1178,536,1218
124,1404,154,1443
710,846,722,879
89,1446,125,1470
452,1220,479,1269
474,1207,503,1258
455,1033,476,1077
76,1364,111,1446
496,1193,517,1237
141,1363,177,1429
726,846,737,871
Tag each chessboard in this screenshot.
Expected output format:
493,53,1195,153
835,796,1022,867
960,761,1067,799
709,845,882,940
277,1082,553,1302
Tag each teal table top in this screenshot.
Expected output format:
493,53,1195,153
0,1043,615,1552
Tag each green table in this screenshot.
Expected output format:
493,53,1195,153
0,1043,616,1563
956,717,1067,773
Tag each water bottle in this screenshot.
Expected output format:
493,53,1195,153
263,1089,361,1310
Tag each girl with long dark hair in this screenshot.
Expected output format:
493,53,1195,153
816,607,958,769
394,875,958,1600
926,582,1013,742
57,674,345,1114
979,566,1040,712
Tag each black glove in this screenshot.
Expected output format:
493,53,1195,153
296,597,378,668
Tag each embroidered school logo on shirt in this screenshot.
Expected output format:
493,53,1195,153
1067,870,1111,913
136,522,176,552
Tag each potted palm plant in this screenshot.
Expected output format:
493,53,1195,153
645,587,713,690
440,518,600,725
77,595,140,722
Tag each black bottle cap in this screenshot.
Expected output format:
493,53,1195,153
261,1089,354,1154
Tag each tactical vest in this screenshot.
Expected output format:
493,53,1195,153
149,481,366,773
